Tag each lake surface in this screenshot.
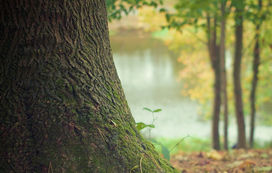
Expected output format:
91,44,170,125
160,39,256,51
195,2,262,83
110,30,272,144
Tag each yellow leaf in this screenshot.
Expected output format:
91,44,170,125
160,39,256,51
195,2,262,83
206,150,223,161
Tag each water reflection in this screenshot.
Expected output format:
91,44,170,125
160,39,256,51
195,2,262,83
111,32,209,139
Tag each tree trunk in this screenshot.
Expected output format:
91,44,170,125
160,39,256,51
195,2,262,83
220,0,229,150
212,50,221,151
207,16,221,150
233,1,247,149
249,0,262,148
0,0,177,172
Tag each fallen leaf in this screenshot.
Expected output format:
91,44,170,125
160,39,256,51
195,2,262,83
238,160,256,170
227,160,243,169
238,152,255,159
207,150,223,160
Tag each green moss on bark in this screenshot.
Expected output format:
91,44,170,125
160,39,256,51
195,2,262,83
0,0,178,172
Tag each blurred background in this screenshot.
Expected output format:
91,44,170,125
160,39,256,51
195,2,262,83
107,0,272,151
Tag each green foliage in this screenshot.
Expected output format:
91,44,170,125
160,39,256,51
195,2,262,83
143,107,153,112
164,0,221,30
158,0,272,125
106,0,163,21
136,107,170,160
154,137,211,154
152,137,272,159
150,136,191,161
153,108,162,112
253,139,272,149
161,144,171,161
143,107,162,113
136,122,155,131
151,139,171,161
135,107,161,137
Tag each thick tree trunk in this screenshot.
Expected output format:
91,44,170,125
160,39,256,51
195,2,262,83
249,0,262,148
220,0,229,150
207,16,221,150
233,1,247,149
0,0,177,172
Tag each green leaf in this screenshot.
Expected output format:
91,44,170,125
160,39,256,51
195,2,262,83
165,13,171,22
159,8,167,13
150,1,158,8
136,122,155,131
150,139,170,161
161,145,170,161
153,108,162,113
143,107,153,112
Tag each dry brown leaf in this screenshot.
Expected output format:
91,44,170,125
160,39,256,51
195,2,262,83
207,150,224,160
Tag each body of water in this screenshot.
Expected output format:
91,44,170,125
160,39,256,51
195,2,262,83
110,30,272,144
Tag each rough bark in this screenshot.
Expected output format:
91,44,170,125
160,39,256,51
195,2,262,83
207,16,221,150
249,0,262,148
0,0,177,172
233,1,247,149
220,0,229,150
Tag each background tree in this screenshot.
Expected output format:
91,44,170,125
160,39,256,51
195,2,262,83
233,0,247,149
248,0,272,148
249,0,262,149
136,0,272,150
0,0,177,172
219,0,229,150
207,11,222,150
165,0,233,150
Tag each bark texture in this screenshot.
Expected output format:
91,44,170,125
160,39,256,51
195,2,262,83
233,1,246,149
0,0,177,172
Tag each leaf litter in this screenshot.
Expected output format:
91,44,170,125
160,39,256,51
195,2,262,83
170,149,272,172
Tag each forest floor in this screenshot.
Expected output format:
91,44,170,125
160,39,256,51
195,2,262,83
170,149,272,173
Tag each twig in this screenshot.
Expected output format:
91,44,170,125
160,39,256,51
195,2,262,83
97,128,106,142
140,156,143,173
48,161,53,173
170,135,190,153
130,165,139,173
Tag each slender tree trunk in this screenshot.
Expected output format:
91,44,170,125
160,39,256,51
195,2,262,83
0,0,177,172
220,0,229,150
207,16,221,150
249,0,262,148
233,1,247,149
212,47,221,151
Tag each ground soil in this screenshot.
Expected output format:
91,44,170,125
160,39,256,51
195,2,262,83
170,149,272,173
